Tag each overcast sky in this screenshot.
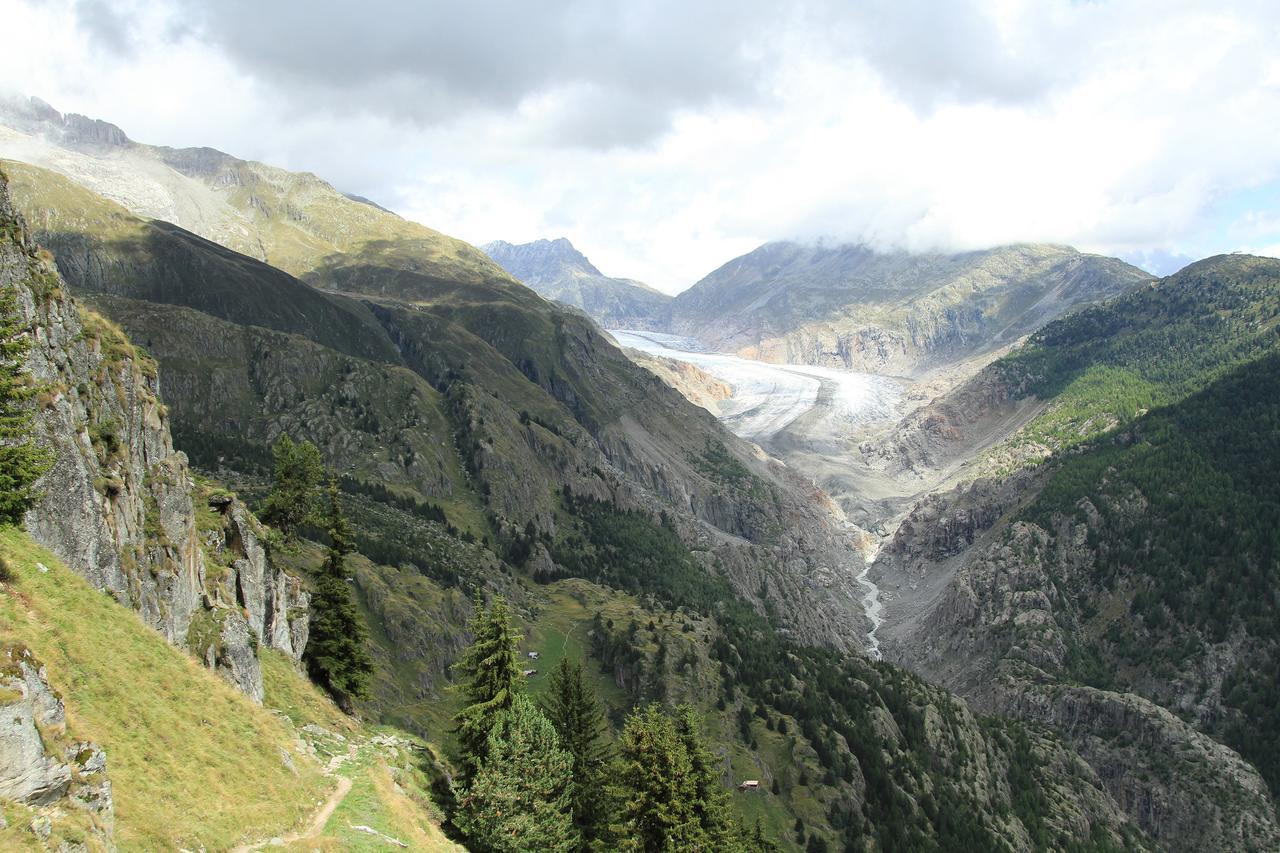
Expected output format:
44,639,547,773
3,0,1280,292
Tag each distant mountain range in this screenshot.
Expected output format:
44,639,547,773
486,234,1152,376
483,237,671,330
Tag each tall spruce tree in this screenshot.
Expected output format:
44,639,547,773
302,476,372,710
260,433,323,541
606,704,703,852
0,277,49,526
455,694,579,853
675,704,740,849
453,594,522,781
543,658,612,847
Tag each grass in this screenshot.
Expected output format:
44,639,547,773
286,743,463,852
0,527,331,851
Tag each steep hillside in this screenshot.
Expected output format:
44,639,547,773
670,241,1152,374
483,237,672,329
872,255,1280,850
1,159,873,660
0,166,313,702
0,528,459,851
0,166,463,851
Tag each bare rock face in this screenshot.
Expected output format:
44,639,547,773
0,646,113,846
192,494,311,701
1,169,308,701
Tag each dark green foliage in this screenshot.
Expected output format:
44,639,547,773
554,494,1100,850
689,438,769,499
454,594,523,782
260,433,324,540
550,492,734,610
0,277,50,525
998,254,1280,453
674,705,740,849
606,704,742,852
302,477,373,710
1022,351,1280,797
542,658,612,848
455,694,579,853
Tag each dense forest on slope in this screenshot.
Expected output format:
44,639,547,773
875,254,1280,849
1023,349,1280,797
995,254,1280,456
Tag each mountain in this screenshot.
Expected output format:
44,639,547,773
0,156,869,656
0,168,459,849
0,109,1189,849
483,237,672,330
871,255,1280,850
0,94,509,293
668,240,1153,374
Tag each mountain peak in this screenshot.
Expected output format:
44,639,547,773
0,94,130,149
482,236,604,282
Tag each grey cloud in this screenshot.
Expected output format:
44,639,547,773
124,0,784,148
67,0,1093,151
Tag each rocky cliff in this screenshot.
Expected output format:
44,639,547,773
1,167,305,702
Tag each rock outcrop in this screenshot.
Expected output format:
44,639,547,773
873,475,1280,851
1,167,307,701
0,645,113,848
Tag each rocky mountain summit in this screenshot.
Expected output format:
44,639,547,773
483,237,672,330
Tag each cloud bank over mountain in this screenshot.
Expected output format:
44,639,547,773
4,0,1279,291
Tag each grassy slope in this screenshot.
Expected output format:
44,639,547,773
0,528,328,850
0,528,459,851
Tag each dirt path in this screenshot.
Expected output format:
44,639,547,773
231,760,355,852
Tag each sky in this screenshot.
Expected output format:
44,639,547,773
2,0,1279,293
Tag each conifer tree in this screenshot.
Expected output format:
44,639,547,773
543,658,612,847
303,476,373,710
455,694,579,852
0,277,49,525
675,704,740,849
260,433,323,540
454,594,522,781
606,704,703,852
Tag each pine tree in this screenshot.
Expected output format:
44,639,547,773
606,704,703,852
260,433,323,541
0,276,49,525
454,594,522,781
455,694,579,852
675,704,740,850
543,658,612,847
303,476,372,711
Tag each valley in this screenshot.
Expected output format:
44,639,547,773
1,89,1277,853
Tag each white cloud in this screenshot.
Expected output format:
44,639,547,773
1,0,1279,291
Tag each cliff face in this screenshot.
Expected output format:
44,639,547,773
873,475,1280,851
0,169,304,702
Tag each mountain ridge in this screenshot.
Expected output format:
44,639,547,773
483,236,672,329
